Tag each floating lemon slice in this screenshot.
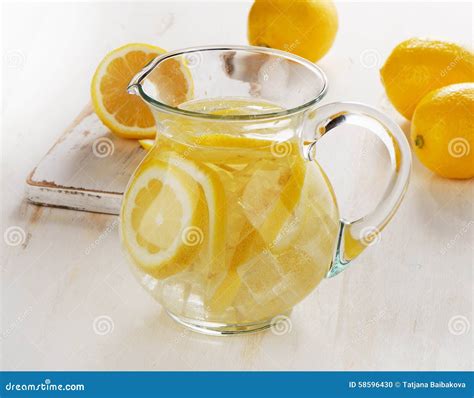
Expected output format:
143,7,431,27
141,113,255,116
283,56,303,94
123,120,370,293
208,219,263,314
159,135,277,165
246,151,305,246
208,149,306,314
139,135,271,153
166,155,227,281
121,157,207,279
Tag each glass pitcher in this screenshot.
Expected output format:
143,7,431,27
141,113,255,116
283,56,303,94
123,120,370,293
123,46,411,335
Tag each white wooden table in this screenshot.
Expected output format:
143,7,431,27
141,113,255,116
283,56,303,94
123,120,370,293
2,1,472,370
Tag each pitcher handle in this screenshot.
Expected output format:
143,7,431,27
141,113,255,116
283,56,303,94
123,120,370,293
305,102,412,277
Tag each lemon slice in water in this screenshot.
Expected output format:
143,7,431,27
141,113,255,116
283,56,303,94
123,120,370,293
121,157,207,279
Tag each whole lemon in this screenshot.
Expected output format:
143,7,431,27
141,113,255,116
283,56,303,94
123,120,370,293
411,83,474,179
380,38,474,120
247,0,338,62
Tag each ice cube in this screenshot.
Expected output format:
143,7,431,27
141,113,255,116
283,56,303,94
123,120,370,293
237,249,285,304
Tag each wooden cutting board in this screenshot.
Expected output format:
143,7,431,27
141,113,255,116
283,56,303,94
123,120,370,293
25,104,147,215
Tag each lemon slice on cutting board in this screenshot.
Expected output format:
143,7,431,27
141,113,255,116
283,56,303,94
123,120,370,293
91,43,192,139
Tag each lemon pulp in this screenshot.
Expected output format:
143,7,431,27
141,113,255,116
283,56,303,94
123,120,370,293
121,98,340,324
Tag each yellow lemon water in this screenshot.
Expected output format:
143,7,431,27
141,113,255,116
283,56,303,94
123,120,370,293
121,98,340,324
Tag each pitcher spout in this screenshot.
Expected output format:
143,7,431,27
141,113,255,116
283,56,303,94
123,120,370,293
127,83,140,96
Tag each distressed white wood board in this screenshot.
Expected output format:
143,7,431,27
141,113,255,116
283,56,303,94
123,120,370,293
25,105,146,215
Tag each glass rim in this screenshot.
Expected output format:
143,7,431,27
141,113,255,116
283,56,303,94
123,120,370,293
128,45,328,121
